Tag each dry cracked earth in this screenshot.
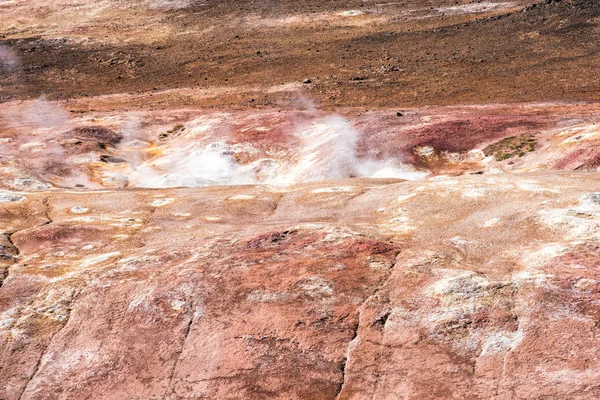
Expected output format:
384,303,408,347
2,0,600,399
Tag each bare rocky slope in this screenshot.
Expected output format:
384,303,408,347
2,0,600,399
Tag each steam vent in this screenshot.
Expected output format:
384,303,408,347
3,0,600,399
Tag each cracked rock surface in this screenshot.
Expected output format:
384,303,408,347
1,173,600,399
3,0,600,398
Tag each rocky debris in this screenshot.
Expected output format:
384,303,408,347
67,126,123,148
0,193,25,203
99,155,126,163
11,178,50,191
3,0,600,107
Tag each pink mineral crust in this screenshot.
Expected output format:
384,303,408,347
0,172,599,399
3,101,600,399
3,0,600,398
2,102,600,191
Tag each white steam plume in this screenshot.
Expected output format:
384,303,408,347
268,115,426,185
117,113,256,188
124,112,426,188
0,43,20,72
132,143,256,188
2,98,100,189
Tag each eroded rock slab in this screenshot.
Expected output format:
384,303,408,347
1,173,600,399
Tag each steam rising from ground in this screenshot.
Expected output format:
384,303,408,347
6,97,71,130
128,114,426,188
1,46,422,188
131,142,257,188
2,98,100,189
0,44,20,71
1,95,426,189
263,115,425,185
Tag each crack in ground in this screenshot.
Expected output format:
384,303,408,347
164,299,195,398
42,195,53,225
334,251,400,399
267,192,284,217
5,232,21,257
335,310,360,400
0,232,21,291
496,277,521,399
17,288,80,400
1,195,53,292
0,267,7,290
188,370,255,383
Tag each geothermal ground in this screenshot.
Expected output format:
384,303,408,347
2,0,600,399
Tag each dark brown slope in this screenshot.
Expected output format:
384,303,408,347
1,0,599,108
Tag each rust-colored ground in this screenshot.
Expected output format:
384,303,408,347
2,0,600,109
3,1,600,399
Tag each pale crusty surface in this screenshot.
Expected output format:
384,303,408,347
3,0,600,398
1,173,600,399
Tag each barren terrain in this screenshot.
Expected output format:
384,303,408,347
2,0,600,399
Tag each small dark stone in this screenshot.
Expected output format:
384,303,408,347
396,112,403,117
303,79,312,84
100,155,126,164
70,126,123,146
582,193,600,205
